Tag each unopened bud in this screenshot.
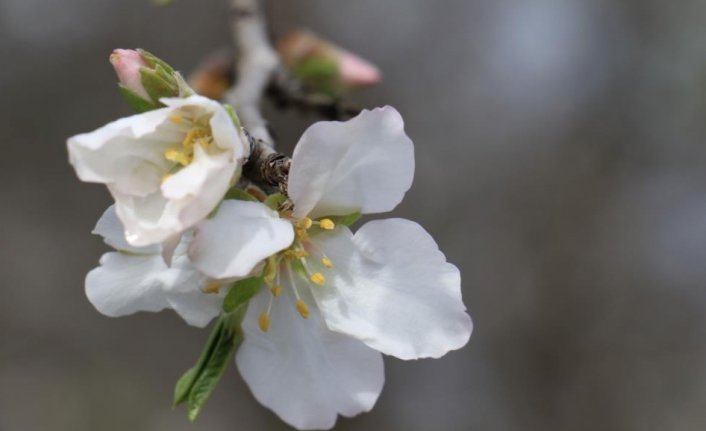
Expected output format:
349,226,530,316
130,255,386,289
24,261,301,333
110,49,151,101
110,48,194,113
277,29,382,96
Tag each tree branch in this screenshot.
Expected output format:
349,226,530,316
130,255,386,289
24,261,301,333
225,0,279,144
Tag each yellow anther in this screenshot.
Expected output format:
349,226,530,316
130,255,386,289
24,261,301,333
202,281,222,294
164,148,191,166
296,299,310,319
296,217,313,230
319,218,335,230
270,285,283,297
310,272,326,286
258,312,270,332
169,114,183,124
321,257,333,268
295,228,310,242
161,173,173,183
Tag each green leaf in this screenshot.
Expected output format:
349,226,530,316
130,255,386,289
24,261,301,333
224,104,241,129
187,323,242,422
329,212,361,227
140,68,178,103
264,192,288,210
223,276,263,313
173,367,197,405
173,319,225,406
223,188,257,202
118,84,159,113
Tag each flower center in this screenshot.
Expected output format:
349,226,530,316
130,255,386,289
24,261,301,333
256,215,337,333
162,114,215,180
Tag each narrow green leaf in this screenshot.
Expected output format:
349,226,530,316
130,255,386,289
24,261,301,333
173,367,197,405
264,192,288,210
187,324,242,422
173,319,225,406
223,276,264,313
223,188,257,202
118,84,159,113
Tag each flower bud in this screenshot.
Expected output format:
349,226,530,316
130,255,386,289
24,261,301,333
110,48,193,113
110,49,151,101
277,30,382,96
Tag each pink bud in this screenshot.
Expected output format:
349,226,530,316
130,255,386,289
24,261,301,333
277,30,382,90
338,51,382,87
110,49,150,100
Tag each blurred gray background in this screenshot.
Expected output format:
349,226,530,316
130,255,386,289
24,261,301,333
2,0,706,430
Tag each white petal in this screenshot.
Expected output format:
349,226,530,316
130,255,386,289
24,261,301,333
237,282,384,430
311,219,473,360
85,251,220,328
85,252,172,317
288,106,414,219
67,107,176,195
166,253,224,327
92,205,160,254
188,200,294,279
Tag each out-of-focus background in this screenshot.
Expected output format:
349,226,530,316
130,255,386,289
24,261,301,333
2,0,706,430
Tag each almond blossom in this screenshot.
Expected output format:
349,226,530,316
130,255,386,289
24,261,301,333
188,107,473,429
67,95,249,247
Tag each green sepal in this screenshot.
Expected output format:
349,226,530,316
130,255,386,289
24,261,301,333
328,212,361,227
223,188,257,202
117,84,159,113
174,72,196,97
264,192,288,210
223,276,264,313
224,104,241,129
138,49,175,75
140,67,178,103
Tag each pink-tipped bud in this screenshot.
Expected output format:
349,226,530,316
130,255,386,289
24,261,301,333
110,49,150,100
277,30,382,92
338,51,382,87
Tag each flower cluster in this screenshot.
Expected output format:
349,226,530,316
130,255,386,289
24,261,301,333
68,49,472,430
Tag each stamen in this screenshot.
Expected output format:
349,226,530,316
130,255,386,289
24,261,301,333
318,218,335,230
270,285,283,297
169,114,183,124
296,299,310,319
310,272,326,286
295,228,310,242
164,148,191,166
258,312,270,332
284,249,309,260
202,281,221,294
286,264,310,319
161,173,173,183
321,257,333,268
297,217,313,230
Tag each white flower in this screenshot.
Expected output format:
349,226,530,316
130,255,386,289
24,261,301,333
85,205,224,327
68,95,249,247
189,107,473,429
